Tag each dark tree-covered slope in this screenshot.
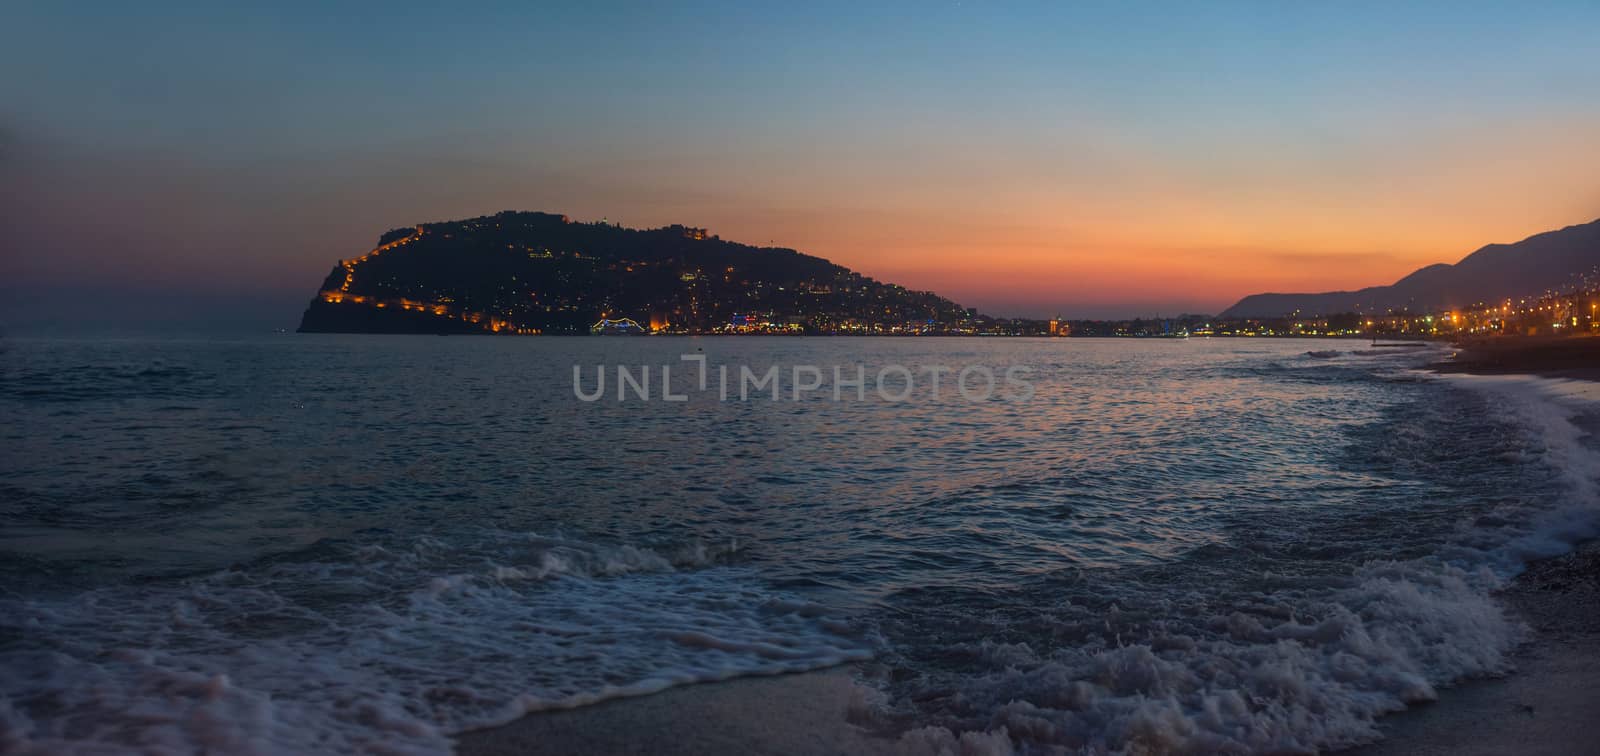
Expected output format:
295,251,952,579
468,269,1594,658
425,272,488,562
298,211,975,334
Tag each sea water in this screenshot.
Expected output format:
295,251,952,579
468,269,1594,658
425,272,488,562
1,336,1596,753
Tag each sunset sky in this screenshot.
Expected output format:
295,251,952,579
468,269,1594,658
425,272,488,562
5,1,1598,331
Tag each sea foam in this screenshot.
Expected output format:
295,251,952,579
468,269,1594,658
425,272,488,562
0,532,869,754
853,363,1600,754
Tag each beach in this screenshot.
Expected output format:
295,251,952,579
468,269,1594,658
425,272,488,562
1432,335,1600,380
453,542,1600,756
1352,540,1600,756
452,669,883,756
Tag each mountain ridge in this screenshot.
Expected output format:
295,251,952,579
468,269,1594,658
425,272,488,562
1220,218,1600,318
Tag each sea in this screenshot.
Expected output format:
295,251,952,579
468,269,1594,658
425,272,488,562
2,336,1597,754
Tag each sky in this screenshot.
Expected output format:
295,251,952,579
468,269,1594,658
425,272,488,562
4,1,1599,332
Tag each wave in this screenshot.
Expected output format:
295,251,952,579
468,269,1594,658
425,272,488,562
0,531,869,754
859,560,1518,754
1431,373,1600,570
7,343,1594,756
855,366,1600,754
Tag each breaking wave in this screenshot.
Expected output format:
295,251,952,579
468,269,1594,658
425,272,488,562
6,338,1598,755
854,365,1600,754
0,532,869,754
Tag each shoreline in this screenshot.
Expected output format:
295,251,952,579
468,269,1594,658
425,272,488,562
455,362,1600,756
452,666,883,756
1348,540,1600,756
1430,334,1600,380
1350,365,1600,754
453,542,1600,756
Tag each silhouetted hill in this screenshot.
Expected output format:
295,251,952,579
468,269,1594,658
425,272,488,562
298,211,976,334
1221,219,1600,317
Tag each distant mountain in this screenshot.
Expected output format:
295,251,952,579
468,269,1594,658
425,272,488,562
298,211,976,334
1220,219,1600,318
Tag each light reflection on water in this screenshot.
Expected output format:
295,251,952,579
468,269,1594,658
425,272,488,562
0,336,1575,752
0,336,1425,591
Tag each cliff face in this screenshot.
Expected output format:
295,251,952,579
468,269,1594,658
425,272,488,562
1221,219,1600,318
297,211,972,334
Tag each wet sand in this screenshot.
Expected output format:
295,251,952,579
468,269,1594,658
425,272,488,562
1349,540,1600,756
453,668,884,756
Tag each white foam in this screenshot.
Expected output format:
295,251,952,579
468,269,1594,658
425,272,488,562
1433,371,1600,570
8,364,1596,756
0,532,869,754
859,370,1600,754
863,559,1521,753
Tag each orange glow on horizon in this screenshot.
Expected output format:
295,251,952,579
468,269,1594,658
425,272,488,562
12,108,1597,319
